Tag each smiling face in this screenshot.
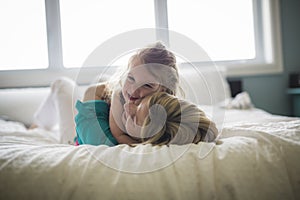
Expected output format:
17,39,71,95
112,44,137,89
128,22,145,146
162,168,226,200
122,56,164,105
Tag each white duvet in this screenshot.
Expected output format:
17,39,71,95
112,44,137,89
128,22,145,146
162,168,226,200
0,107,300,200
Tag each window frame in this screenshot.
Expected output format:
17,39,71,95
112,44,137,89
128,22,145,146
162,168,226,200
0,0,283,88
160,0,283,77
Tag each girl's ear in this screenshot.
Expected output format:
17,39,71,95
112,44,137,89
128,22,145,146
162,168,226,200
159,86,167,92
159,86,175,95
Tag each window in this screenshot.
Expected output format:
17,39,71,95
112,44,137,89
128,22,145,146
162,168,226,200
60,0,155,68
165,0,283,76
0,0,48,70
0,0,282,87
168,0,256,62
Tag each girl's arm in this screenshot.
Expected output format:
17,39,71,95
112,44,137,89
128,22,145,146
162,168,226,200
75,100,117,146
109,109,138,144
83,83,109,102
84,84,138,144
109,91,139,144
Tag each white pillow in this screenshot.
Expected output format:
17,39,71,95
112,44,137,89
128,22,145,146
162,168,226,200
0,87,50,126
178,64,231,105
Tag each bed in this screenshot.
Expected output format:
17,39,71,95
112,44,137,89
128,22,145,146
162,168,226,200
0,67,300,200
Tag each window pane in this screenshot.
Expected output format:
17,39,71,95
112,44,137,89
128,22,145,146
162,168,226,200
0,0,48,70
168,0,255,62
60,0,155,68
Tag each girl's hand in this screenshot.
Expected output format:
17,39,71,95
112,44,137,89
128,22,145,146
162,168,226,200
124,102,137,118
132,98,142,106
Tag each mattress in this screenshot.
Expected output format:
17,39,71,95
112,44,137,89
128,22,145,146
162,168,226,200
0,107,299,200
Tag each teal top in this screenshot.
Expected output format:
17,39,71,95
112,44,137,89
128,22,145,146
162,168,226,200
74,100,118,146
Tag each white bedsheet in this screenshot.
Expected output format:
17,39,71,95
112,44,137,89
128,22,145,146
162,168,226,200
0,108,300,200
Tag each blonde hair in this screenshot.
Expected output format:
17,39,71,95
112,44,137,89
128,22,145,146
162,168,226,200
132,42,177,70
104,41,182,102
140,92,218,146
127,41,180,96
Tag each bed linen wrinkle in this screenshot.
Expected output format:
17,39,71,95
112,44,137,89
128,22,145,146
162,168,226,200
215,138,291,199
222,128,299,199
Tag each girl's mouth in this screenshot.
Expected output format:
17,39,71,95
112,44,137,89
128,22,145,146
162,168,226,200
129,95,139,102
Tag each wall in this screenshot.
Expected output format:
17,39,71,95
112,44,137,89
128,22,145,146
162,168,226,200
239,0,300,116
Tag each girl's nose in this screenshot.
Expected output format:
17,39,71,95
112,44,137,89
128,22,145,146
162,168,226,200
130,87,140,97
128,83,140,96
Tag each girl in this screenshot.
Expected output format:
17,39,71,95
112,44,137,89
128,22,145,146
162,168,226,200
80,41,181,145
124,92,218,145
33,41,181,146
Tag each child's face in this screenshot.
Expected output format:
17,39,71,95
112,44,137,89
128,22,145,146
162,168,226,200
122,57,164,105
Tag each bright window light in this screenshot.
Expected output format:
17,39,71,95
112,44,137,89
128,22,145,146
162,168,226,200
60,0,155,68
0,0,48,70
168,0,256,62
0,0,282,87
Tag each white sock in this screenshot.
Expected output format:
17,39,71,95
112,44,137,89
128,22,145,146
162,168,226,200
52,77,79,144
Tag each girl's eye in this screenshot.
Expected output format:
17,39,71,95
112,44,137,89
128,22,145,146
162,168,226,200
143,83,159,90
143,84,153,89
127,75,134,83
